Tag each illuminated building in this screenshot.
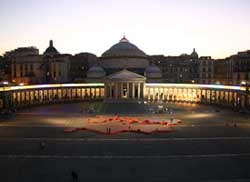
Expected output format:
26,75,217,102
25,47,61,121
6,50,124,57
1,36,250,111
0,82,248,111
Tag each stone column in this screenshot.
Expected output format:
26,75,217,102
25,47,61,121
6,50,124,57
104,84,107,99
221,91,224,104
218,91,221,103
152,88,154,101
209,90,212,103
161,87,164,101
132,82,135,99
227,91,230,105
127,82,129,99
204,90,207,103
121,82,123,98
109,82,112,99
138,82,141,99
115,83,118,99
198,89,201,102
214,90,217,103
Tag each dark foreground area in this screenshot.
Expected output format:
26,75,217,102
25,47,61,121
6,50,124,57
1,103,250,182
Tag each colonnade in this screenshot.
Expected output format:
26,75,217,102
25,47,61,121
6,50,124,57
104,81,144,101
7,86,104,108
145,86,245,108
0,83,249,110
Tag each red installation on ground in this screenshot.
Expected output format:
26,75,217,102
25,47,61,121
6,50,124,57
64,115,182,135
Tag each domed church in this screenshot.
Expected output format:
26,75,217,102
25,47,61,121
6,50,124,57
87,36,162,102
87,36,162,82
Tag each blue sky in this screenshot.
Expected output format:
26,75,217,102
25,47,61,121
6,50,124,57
0,0,250,58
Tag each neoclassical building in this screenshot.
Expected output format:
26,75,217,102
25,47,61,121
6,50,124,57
87,36,162,82
104,69,146,102
86,36,162,102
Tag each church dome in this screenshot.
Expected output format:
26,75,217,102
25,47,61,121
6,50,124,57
101,36,147,58
87,64,106,78
145,64,162,78
190,48,198,59
44,40,59,56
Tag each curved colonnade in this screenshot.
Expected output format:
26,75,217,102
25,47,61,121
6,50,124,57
146,83,248,109
0,83,249,110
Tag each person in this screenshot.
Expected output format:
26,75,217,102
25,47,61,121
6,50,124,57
71,171,78,182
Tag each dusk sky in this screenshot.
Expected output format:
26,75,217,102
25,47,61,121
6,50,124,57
0,0,249,58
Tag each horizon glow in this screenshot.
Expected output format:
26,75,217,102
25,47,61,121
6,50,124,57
0,0,250,58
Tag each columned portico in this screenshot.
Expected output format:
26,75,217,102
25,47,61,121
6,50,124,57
104,69,146,102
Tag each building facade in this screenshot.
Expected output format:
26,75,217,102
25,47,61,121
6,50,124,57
198,56,214,84
1,37,250,87
230,50,250,85
1,36,250,111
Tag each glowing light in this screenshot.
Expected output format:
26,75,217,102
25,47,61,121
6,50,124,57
0,82,246,93
146,83,242,91
241,81,246,85
3,83,104,91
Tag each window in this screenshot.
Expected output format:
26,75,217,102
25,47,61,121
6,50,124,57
20,64,23,77
245,74,249,80
13,64,16,77
24,64,28,76
237,74,240,80
30,64,34,72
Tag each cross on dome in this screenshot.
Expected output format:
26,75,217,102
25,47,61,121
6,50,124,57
120,35,129,42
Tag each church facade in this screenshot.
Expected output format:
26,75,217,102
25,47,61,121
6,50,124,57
85,36,162,102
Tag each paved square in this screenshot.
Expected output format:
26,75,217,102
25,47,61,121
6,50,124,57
1,102,250,182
